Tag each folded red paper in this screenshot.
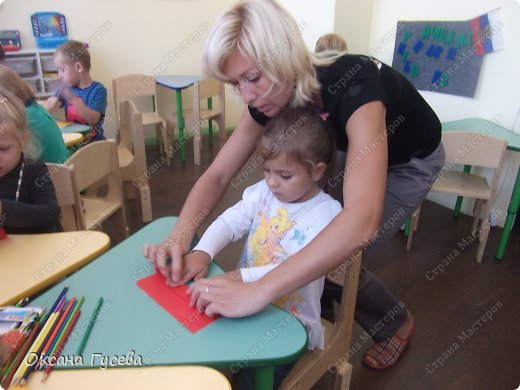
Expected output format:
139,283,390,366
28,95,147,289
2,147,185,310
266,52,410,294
136,272,218,333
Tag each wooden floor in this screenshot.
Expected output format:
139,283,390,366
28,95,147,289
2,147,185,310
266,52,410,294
122,136,520,390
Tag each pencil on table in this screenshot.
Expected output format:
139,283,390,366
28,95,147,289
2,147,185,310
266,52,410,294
11,311,59,385
41,308,81,383
41,297,77,368
39,296,84,383
76,297,103,356
37,298,76,370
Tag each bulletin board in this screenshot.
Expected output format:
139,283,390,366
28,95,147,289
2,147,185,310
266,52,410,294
391,10,504,98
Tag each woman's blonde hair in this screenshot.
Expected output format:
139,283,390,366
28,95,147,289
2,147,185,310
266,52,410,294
315,33,348,54
0,64,36,104
0,88,37,158
201,0,320,107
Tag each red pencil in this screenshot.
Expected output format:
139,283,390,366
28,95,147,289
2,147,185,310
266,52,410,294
36,298,76,370
41,309,81,383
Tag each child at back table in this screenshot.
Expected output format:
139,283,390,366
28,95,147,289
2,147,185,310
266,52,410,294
0,90,60,234
0,64,69,163
43,40,107,143
187,107,340,388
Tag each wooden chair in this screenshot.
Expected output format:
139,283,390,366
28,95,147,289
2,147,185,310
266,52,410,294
113,74,169,164
280,250,362,390
165,78,226,165
46,163,84,231
65,140,129,242
406,131,507,262
117,100,152,223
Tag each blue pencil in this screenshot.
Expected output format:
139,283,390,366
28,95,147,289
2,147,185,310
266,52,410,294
41,285,69,324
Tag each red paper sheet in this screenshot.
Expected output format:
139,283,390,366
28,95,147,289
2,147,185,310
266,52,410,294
136,272,218,333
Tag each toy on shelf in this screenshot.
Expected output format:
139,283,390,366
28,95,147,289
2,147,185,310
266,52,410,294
31,12,69,49
0,30,21,51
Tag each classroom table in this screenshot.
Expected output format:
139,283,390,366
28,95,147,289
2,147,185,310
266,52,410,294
62,132,83,147
442,118,520,260
26,365,231,389
29,217,308,390
56,120,91,134
156,75,202,162
0,231,110,306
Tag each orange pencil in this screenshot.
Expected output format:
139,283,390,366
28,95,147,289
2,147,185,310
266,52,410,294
41,308,81,383
37,298,76,370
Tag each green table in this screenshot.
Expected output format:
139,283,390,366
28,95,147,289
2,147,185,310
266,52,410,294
156,75,202,162
442,118,520,260
30,217,307,390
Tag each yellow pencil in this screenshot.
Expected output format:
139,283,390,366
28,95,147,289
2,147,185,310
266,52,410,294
11,311,59,384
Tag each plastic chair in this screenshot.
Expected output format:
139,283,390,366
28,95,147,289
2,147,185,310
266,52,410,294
117,100,152,223
65,140,129,242
46,163,84,231
406,131,507,262
112,74,169,164
280,250,362,390
165,78,226,165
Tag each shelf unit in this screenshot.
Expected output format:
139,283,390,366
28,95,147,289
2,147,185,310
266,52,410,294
3,49,59,98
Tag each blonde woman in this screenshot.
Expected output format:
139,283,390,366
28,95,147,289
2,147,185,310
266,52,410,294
145,0,445,371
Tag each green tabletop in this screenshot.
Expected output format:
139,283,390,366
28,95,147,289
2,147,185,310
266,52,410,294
30,217,307,388
442,118,520,152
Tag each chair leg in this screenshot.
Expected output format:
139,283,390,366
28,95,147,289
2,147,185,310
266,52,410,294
155,124,164,156
161,120,172,167
472,199,483,235
477,219,490,263
125,181,137,199
139,185,152,223
216,115,227,141
406,204,421,251
334,361,352,390
111,207,129,243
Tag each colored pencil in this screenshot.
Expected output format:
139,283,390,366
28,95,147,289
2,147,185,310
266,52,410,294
43,297,77,366
76,297,103,356
41,285,69,324
0,321,40,389
11,311,59,385
43,297,84,367
37,298,76,370
41,308,81,383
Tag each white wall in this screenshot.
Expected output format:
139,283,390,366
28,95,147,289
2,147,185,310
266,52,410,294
369,0,520,226
333,0,374,54
0,0,335,140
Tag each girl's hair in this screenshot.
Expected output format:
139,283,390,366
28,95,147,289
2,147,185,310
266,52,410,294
0,64,36,105
259,107,336,184
315,33,348,54
55,40,91,70
0,88,37,157
201,0,320,107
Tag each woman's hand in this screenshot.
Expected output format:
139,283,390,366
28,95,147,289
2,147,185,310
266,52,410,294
143,244,211,286
187,277,270,317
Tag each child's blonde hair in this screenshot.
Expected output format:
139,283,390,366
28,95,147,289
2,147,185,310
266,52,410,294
259,107,336,185
0,64,36,104
201,0,320,107
55,40,91,70
0,88,37,158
